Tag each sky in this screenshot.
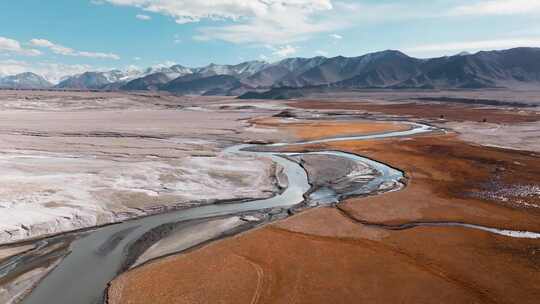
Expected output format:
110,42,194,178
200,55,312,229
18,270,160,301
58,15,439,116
1,0,539,82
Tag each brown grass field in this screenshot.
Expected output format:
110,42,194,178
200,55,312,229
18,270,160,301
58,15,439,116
108,101,540,304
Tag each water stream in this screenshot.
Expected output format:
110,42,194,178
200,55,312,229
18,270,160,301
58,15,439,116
18,124,429,304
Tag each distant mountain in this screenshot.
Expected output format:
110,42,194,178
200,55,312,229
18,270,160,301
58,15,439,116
0,72,52,89
141,65,193,80
333,51,423,88
121,72,175,91
102,69,142,83
3,47,540,93
243,50,439,89
54,68,151,90
238,87,305,100
192,61,268,78
242,57,327,88
240,47,540,97
163,75,244,95
118,61,267,92
55,72,111,90
398,47,540,89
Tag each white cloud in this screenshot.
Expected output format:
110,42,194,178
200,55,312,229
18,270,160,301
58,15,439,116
125,64,141,71
268,45,298,57
151,60,177,69
0,59,94,83
101,0,343,44
102,0,333,23
0,59,28,76
133,56,142,61
450,0,540,16
0,37,41,56
96,0,540,47
136,14,151,20
29,39,120,59
315,50,328,56
405,37,540,56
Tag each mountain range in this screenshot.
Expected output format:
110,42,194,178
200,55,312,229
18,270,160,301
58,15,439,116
1,47,540,94
0,72,52,89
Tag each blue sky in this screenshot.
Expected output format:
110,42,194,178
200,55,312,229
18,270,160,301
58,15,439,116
1,0,539,82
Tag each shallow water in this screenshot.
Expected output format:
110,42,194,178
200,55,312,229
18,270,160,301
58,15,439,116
268,122,435,147
404,222,540,239
19,152,309,304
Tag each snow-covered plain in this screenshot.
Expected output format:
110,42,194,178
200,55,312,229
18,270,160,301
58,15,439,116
0,151,277,243
0,92,288,244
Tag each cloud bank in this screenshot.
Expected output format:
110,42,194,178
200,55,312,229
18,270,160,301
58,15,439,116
0,59,95,83
0,37,41,56
136,14,151,20
450,0,540,16
100,0,340,44
406,37,540,56
30,39,120,59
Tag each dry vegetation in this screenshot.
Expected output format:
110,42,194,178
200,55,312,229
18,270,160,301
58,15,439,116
109,100,540,304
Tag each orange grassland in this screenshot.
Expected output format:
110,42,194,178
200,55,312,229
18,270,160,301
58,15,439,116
108,103,540,304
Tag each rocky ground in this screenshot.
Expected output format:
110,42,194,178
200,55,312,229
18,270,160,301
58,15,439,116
108,91,540,304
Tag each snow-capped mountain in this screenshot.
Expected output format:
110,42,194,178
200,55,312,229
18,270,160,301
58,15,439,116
55,68,149,90
191,61,269,78
0,72,52,89
3,47,540,93
54,64,196,90
102,69,144,83
140,64,193,80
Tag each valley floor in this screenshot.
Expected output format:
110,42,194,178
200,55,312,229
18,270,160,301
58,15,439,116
109,92,540,304
0,89,539,304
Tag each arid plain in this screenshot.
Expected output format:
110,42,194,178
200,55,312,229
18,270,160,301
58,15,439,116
0,89,539,304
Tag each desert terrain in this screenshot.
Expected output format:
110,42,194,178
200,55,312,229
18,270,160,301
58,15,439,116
0,89,538,304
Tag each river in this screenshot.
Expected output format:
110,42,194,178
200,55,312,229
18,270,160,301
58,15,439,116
9,121,537,304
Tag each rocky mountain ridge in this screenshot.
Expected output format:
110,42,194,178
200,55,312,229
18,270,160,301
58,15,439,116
2,47,540,93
